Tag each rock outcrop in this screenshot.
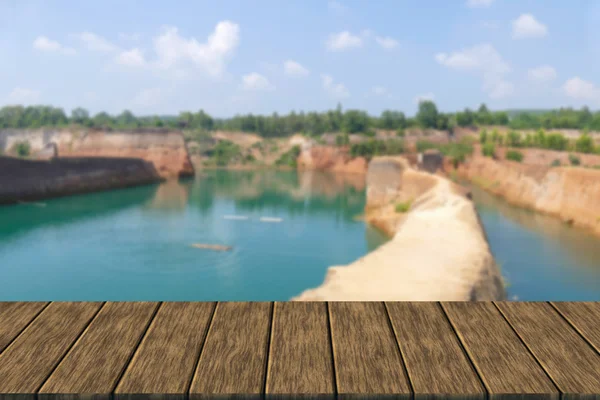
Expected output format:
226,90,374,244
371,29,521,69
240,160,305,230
460,156,600,236
297,144,367,174
293,156,505,301
0,129,194,178
0,156,161,205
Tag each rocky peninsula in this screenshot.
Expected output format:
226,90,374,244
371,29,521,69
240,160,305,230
293,156,506,301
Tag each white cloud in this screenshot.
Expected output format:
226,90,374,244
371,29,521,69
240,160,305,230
74,32,117,52
284,60,309,77
119,33,141,41
326,31,363,51
466,0,494,8
7,87,41,104
131,88,163,108
375,36,399,50
328,1,347,13
562,77,600,100
528,65,557,83
414,93,435,104
372,86,388,96
242,73,275,91
322,74,349,98
33,36,76,55
435,44,513,99
512,14,548,39
153,21,240,77
116,48,147,67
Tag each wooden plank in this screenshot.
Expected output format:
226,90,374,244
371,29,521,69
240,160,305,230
551,302,600,354
328,302,411,398
0,302,48,354
442,302,559,400
386,302,485,399
190,302,272,397
38,302,159,394
495,301,600,397
265,302,335,398
0,302,103,393
114,302,215,395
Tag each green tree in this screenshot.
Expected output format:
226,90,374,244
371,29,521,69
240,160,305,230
416,100,439,128
575,133,595,153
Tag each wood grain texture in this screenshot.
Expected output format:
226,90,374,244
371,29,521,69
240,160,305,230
442,302,559,400
386,302,485,399
190,302,272,396
0,302,103,393
551,302,600,354
495,301,600,397
0,302,48,354
114,302,215,395
328,302,411,398
265,302,335,398
39,302,159,394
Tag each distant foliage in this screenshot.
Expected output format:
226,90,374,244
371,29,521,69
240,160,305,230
479,129,488,144
350,139,404,159
211,140,242,166
416,140,438,153
335,132,350,146
506,150,524,162
482,142,496,158
551,159,562,167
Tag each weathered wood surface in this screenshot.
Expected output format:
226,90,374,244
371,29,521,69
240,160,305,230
0,301,598,399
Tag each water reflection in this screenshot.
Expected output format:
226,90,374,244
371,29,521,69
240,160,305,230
186,170,367,222
472,184,600,300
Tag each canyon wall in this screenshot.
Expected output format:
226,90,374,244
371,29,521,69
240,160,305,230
297,144,368,174
0,156,161,205
0,128,194,178
460,156,600,236
293,156,505,301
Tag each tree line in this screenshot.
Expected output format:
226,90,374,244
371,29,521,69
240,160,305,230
1,101,600,136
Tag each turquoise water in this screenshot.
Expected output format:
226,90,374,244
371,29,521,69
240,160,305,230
472,185,600,301
1,170,600,301
0,170,388,300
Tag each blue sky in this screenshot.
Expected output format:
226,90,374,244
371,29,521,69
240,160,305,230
1,0,599,117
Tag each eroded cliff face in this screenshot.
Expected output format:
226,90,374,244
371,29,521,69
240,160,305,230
0,156,161,204
0,129,194,178
293,156,505,301
460,156,600,236
297,144,368,174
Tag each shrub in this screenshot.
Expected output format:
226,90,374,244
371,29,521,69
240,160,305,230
212,140,242,166
534,129,547,148
490,129,500,143
506,131,521,147
482,142,496,158
275,145,302,167
569,154,581,166
416,140,437,153
363,129,376,137
506,150,523,162
396,128,405,137
575,133,595,154
551,159,561,167
395,201,412,213
13,141,31,157
545,133,568,151
479,129,488,143
244,153,256,163
335,133,350,146
350,139,404,159
438,141,474,166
